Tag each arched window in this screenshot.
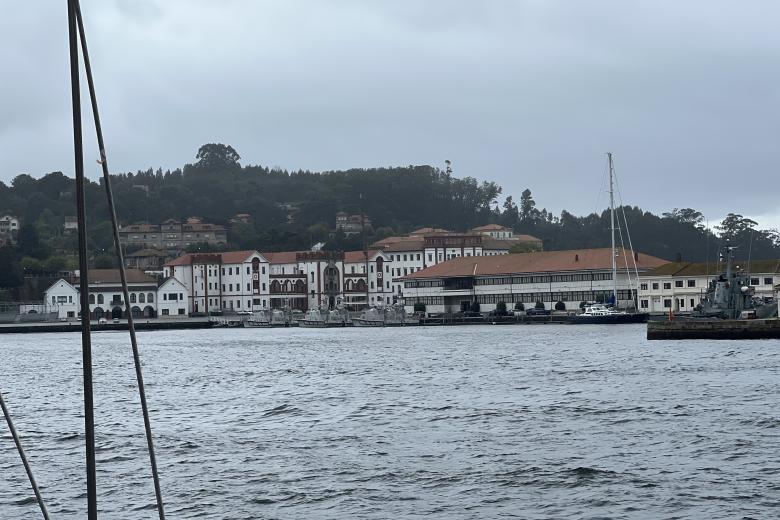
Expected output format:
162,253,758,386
139,293,145,303
295,280,305,293
283,280,292,293
97,294,104,304
271,280,281,293
147,293,154,303
130,293,137,303
89,294,95,304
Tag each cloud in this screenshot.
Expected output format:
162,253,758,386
1,0,778,228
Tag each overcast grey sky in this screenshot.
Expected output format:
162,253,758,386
1,0,778,228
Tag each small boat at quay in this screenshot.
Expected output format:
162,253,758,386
352,305,420,327
243,311,271,327
570,304,649,324
299,309,348,328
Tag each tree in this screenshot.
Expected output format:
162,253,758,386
554,301,566,311
17,224,48,259
716,213,758,241
663,208,704,228
0,246,22,288
470,301,481,313
514,302,525,311
194,143,241,171
519,189,538,222
496,301,507,314
94,254,115,269
534,300,545,309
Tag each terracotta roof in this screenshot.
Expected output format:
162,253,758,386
643,259,780,277
164,250,260,266
481,238,520,250
409,227,451,236
126,248,166,258
121,224,159,232
471,224,511,231
344,250,381,263
263,251,302,264
375,237,426,252
403,248,667,279
76,269,157,284
514,234,543,243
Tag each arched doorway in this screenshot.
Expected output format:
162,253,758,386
93,307,105,320
131,306,142,318
111,306,123,319
143,306,155,318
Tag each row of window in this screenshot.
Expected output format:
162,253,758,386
405,296,445,305
87,292,155,305
471,290,634,305
639,298,698,309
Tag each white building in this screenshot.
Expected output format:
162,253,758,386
373,228,542,304
163,250,270,315
44,269,162,320
263,249,392,311
401,248,667,314
637,260,780,313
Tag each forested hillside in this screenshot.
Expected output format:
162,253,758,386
1,143,778,290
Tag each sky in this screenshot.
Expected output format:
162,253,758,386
1,0,779,229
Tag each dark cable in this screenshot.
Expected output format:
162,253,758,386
74,2,166,517
0,390,51,520
67,0,98,517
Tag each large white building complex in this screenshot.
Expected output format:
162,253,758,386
373,226,542,303
637,260,780,313
401,248,666,313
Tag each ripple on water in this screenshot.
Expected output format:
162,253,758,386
0,325,778,519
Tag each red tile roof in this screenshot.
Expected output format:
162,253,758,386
263,251,302,264
164,250,260,266
471,224,511,231
344,250,381,263
403,248,667,279
76,269,157,284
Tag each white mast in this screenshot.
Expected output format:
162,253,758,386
608,152,617,306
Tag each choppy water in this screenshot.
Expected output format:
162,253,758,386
1,325,779,519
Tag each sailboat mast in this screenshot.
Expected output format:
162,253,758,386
608,152,617,306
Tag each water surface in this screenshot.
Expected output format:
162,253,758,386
1,325,779,518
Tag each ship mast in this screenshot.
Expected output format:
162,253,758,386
608,152,618,306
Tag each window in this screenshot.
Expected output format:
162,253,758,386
69,296,73,303
52,296,56,304
236,300,240,308
262,266,266,274
130,293,137,303
640,300,649,309
147,293,154,303
675,280,684,288
427,254,432,262
663,299,672,308
247,283,250,291
652,283,659,290
162,309,169,316
262,283,266,291
97,294,104,304
416,254,421,261
222,268,225,275
246,266,250,275
310,272,315,282
690,298,695,308
89,294,96,304
139,293,145,303
640,283,648,290
750,277,760,286
403,254,408,261
765,277,773,285
178,308,185,315
663,283,671,290
687,280,696,287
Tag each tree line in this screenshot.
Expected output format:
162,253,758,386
1,143,778,296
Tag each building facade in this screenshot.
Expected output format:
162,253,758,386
264,250,392,311
401,248,667,314
44,270,162,320
637,260,780,313
373,228,542,304
163,251,270,315
120,218,227,253
335,212,372,236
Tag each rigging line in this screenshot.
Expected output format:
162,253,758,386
67,1,97,517
613,168,641,287
74,3,165,518
0,390,51,520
